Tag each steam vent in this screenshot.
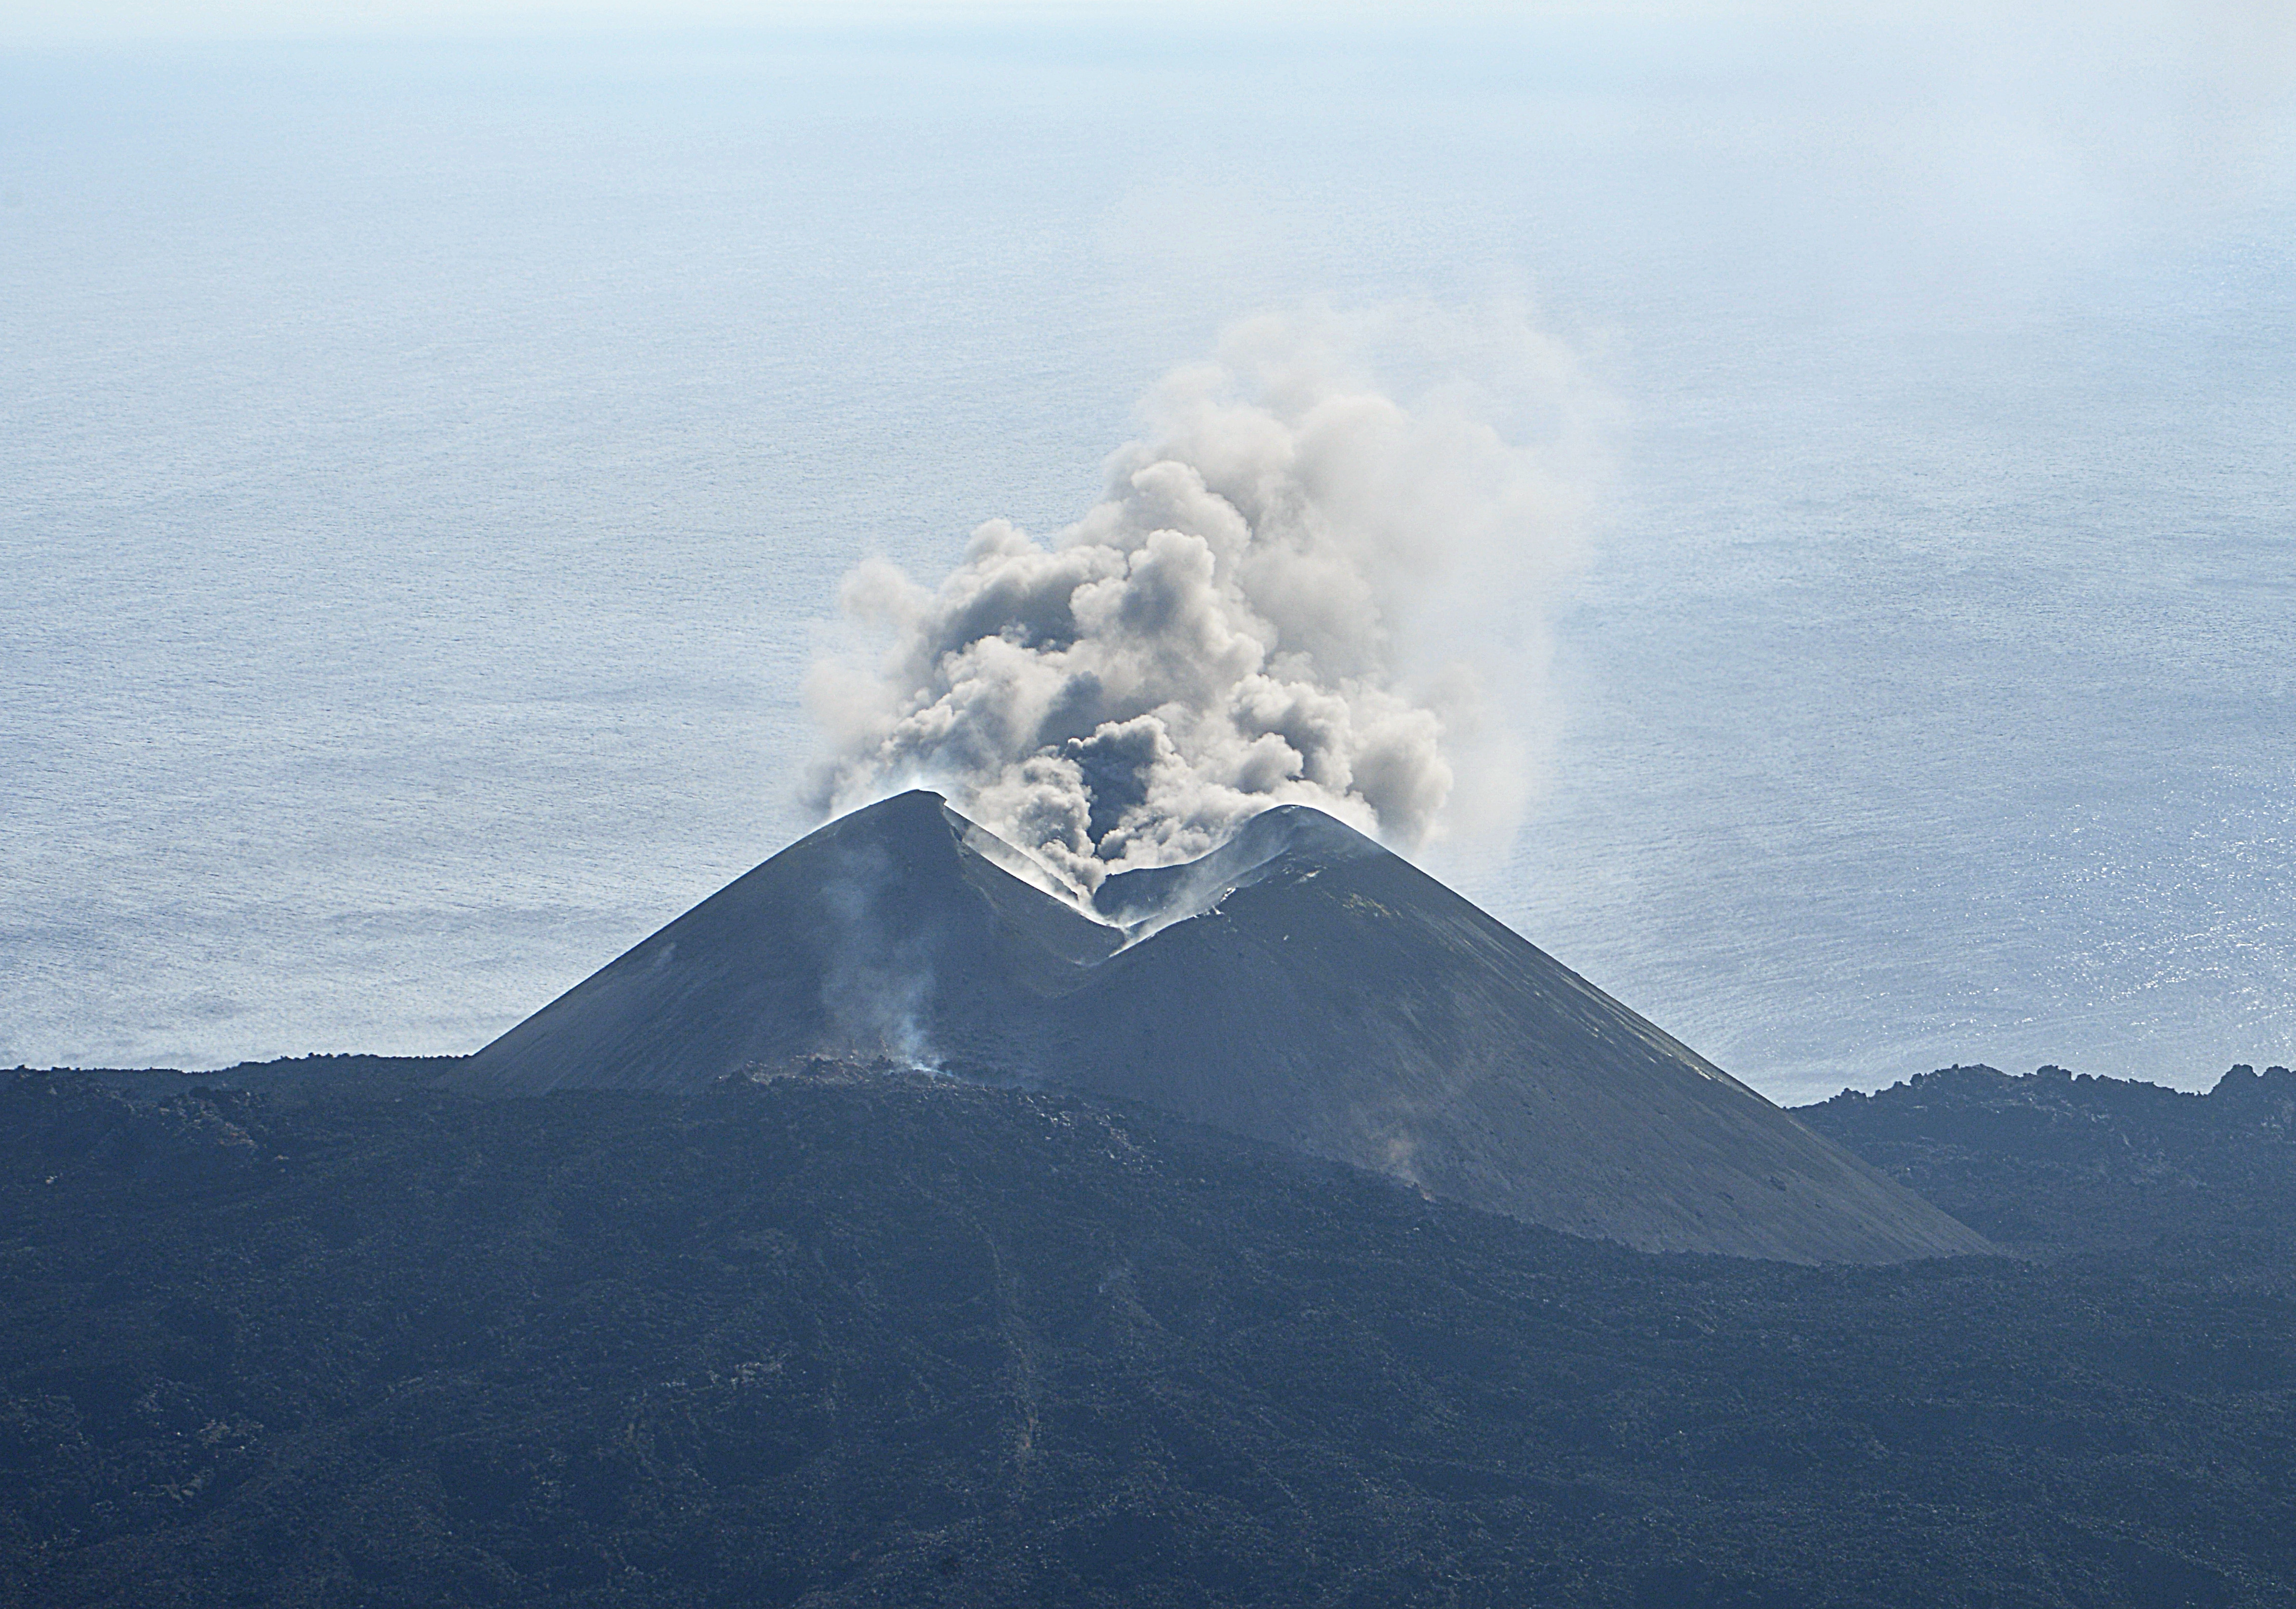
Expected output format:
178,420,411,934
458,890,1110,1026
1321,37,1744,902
454,791,1991,1264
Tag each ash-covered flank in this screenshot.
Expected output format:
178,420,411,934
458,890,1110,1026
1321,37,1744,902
453,792,1990,1264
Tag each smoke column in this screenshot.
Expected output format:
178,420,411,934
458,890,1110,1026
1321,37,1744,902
808,306,1598,892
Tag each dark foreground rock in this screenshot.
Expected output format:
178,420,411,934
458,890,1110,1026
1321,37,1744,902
1795,1062,2296,1253
3,1064,2290,1608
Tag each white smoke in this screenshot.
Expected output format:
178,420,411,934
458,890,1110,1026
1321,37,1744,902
807,305,1599,891
818,835,943,1068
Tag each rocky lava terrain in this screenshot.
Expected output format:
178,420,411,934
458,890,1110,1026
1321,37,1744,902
2,1057,2290,1608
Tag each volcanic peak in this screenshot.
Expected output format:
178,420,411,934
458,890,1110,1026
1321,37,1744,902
1091,802,1384,937
455,790,1991,1264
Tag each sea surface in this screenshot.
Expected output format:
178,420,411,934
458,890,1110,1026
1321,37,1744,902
4,13,2291,1102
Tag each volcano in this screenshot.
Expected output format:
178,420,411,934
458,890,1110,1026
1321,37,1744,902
453,792,1989,1263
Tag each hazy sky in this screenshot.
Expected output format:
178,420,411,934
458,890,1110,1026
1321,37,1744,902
2,1,1901,45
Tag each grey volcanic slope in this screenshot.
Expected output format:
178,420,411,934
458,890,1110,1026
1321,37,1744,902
449,792,1122,1094
456,792,1989,1263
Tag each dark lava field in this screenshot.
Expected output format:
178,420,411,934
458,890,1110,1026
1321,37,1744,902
2,1059,2292,1608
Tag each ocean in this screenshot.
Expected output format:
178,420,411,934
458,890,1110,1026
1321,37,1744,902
4,12,2290,1101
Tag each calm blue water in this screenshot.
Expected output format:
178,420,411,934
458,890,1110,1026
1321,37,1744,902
4,17,2290,1101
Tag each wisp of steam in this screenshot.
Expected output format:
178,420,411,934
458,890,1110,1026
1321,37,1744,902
808,306,1597,893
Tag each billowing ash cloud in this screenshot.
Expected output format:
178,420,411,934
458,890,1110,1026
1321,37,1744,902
807,306,1597,891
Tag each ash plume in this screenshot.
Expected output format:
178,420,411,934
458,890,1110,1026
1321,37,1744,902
808,306,1597,890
